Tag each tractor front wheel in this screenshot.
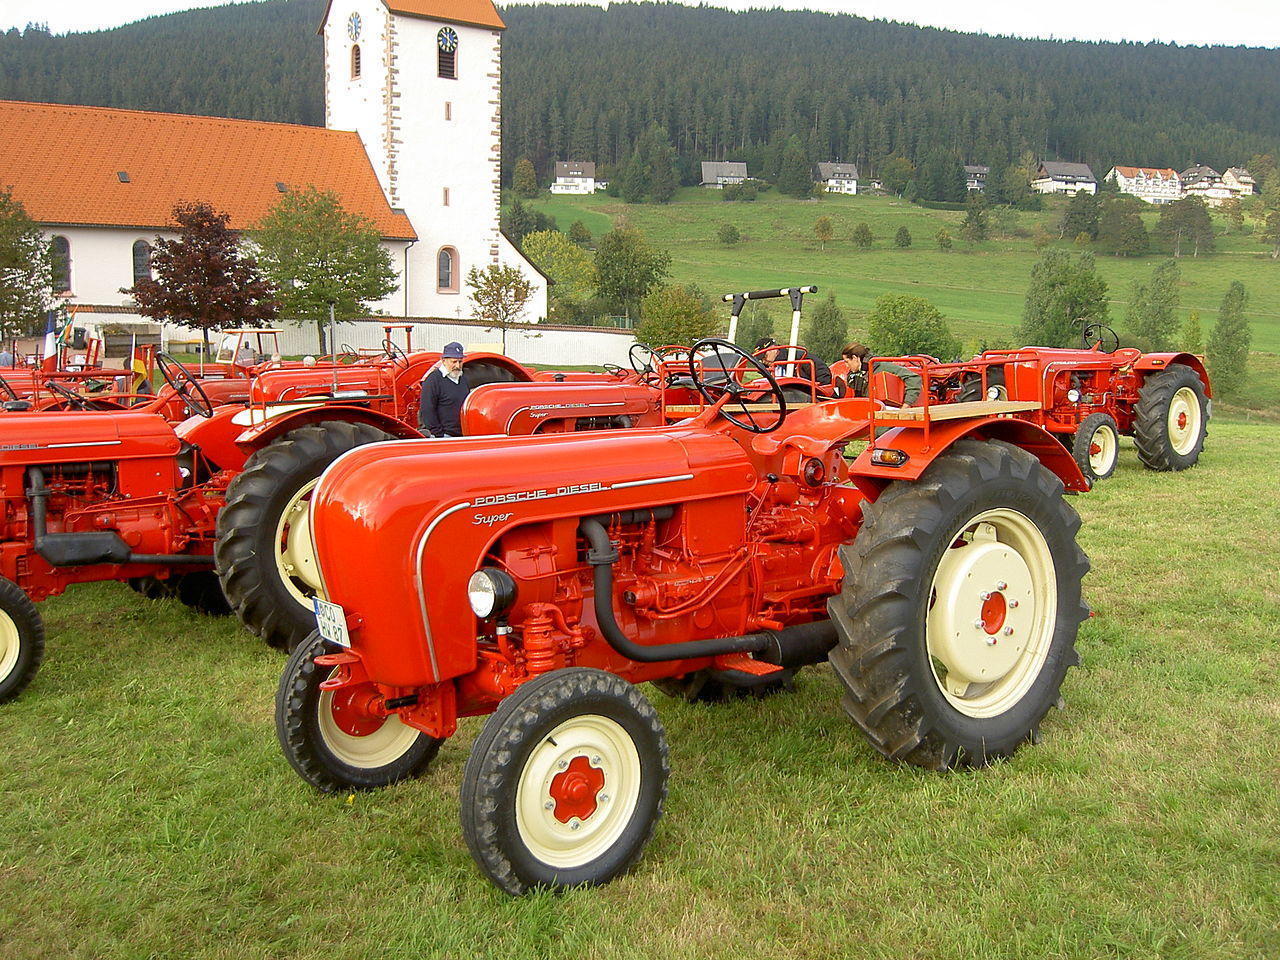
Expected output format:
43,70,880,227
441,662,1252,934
276,631,442,792
461,668,669,895
827,439,1089,770
1071,412,1120,482
0,577,44,704
216,421,393,651
1133,364,1209,471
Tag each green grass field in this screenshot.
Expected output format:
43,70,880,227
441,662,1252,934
2,421,1277,959
529,188,1280,376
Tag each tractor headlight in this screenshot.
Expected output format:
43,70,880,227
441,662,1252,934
1067,388,1081,403
467,568,517,619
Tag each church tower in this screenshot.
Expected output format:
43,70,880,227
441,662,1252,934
319,0,545,320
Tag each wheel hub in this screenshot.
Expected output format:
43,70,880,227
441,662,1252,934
327,685,387,738
549,755,606,823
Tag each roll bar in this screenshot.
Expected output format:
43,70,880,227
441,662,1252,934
722,285,819,363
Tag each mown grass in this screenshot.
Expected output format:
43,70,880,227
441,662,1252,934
1,420,1277,959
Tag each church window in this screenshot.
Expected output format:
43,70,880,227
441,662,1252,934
51,236,71,293
438,247,458,293
351,44,361,79
132,240,152,283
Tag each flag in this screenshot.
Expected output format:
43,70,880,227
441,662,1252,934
131,339,150,394
41,311,58,372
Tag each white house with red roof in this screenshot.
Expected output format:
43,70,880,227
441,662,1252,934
0,0,547,345
1105,166,1181,204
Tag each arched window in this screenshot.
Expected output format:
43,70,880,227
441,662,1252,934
351,44,361,79
51,236,71,293
437,247,458,293
132,240,152,283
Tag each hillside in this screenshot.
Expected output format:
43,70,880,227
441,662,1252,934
2,0,1279,182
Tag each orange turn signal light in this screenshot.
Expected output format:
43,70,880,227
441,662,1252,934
870,448,909,467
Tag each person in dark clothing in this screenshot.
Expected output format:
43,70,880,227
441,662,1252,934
754,336,832,385
833,342,922,404
419,341,471,437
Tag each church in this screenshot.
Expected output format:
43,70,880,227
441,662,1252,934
0,0,547,341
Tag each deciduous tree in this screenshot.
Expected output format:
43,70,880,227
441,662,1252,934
1206,281,1250,399
568,220,593,247
520,229,595,303
804,293,846,362
960,194,989,243
717,223,741,245
512,156,539,199
594,225,671,318
866,294,960,359
935,227,953,251
1124,259,1180,350
467,262,535,352
1180,310,1202,353
852,223,873,248
894,225,912,248
1098,198,1149,256
0,187,56,339
1019,249,1109,348
814,216,834,249
1157,197,1214,258
635,284,718,347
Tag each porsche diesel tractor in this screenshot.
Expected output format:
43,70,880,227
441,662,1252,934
275,338,1092,895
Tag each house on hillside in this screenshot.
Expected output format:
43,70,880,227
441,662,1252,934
1031,161,1097,196
1180,164,1233,206
964,165,989,192
700,161,748,188
1105,166,1181,204
814,162,858,194
0,0,548,335
550,161,597,195
1222,167,1256,197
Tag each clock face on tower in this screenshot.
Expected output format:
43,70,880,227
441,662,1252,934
437,27,458,52
347,12,361,41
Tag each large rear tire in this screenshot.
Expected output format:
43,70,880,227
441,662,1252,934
0,577,44,705
827,439,1089,770
1133,364,1208,471
216,421,393,651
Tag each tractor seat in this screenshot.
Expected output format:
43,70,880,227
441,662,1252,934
3,400,32,412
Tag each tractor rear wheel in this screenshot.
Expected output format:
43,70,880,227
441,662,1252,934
957,368,1006,403
173,572,232,616
216,421,393,651
461,668,669,895
827,439,1089,770
1133,364,1208,471
276,630,443,792
0,576,44,704
1071,412,1120,482
127,576,174,600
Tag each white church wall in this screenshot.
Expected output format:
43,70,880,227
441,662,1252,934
47,225,177,306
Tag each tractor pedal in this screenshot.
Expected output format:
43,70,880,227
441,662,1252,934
708,654,784,688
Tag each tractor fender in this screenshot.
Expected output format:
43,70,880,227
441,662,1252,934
461,381,661,436
234,404,421,452
851,415,1089,494
1131,353,1211,397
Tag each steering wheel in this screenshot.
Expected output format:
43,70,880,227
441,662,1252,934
628,342,658,379
1082,323,1120,354
156,352,214,418
688,338,786,433
602,362,628,379
0,373,15,402
44,379,92,410
383,339,409,365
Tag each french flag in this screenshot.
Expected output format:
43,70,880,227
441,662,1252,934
41,311,58,372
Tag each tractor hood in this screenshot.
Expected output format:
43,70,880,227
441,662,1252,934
0,411,179,465
308,428,754,686
461,381,662,436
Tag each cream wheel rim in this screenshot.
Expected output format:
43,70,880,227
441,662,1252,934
1089,422,1118,476
1167,387,1201,456
926,508,1057,718
515,714,642,870
275,478,322,608
317,677,422,769
0,609,19,683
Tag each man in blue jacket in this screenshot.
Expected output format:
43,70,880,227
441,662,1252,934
419,341,471,437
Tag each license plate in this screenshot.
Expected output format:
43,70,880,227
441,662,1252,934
313,598,351,648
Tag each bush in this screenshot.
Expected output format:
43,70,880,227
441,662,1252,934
866,294,961,359
936,228,953,251
717,223,741,245
852,223,873,248
804,293,847,362
635,284,719,347
894,226,912,248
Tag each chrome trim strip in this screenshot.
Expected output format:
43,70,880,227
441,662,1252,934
611,473,694,489
45,440,124,449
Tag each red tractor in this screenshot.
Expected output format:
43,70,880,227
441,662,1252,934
933,324,1212,482
274,338,1092,894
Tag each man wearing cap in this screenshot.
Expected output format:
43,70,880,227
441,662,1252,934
419,341,471,437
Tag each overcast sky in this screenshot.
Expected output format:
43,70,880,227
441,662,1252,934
3,0,1279,47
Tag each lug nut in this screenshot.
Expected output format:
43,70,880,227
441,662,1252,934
973,619,985,629
557,760,568,770
985,637,997,646
569,820,581,831
591,755,601,765
1009,599,1019,609
996,581,1008,591
599,794,609,803
979,592,991,601
1003,626,1014,636
544,800,554,810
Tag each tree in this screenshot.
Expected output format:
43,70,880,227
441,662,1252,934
918,150,966,203
733,301,774,352
512,156,539,199
467,263,535,352
1001,155,1037,211
776,136,813,197
594,225,671,318
568,220,593,247
804,293,846,361
852,223,873,249
620,126,678,204
0,187,55,339
128,201,278,355
1261,210,1280,260
252,188,394,352
502,200,556,246
1157,197,1214,258
717,223,741,245
1059,190,1099,240
635,284,718,346
1020,249,1109,348
1206,281,1250,399
814,216,834,249
1180,310,1203,354
959,194,989,243
878,156,915,196
1124,259,1180,350
935,227,953,251
894,225,912,248
1097,199,1150,257
866,294,960,359
1220,197,1244,233
619,156,648,204
520,229,595,303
